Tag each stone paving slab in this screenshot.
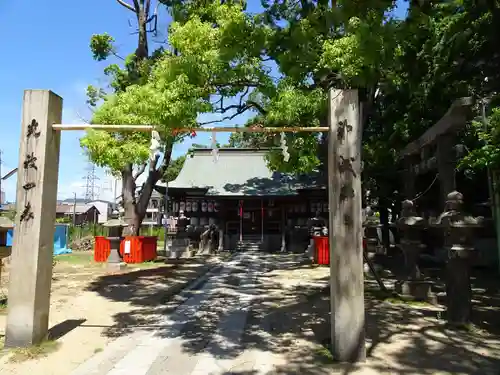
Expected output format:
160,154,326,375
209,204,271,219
70,253,264,375
69,330,151,375
144,338,198,375
188,270,258,375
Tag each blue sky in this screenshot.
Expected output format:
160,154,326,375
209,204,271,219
0,0,407,203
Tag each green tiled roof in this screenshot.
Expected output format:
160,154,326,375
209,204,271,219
155,148,323,197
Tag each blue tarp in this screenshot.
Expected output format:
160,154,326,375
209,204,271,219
6,224,72,255
6,230,12,246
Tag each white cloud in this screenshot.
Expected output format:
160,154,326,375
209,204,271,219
59,171,152,203
62,106,91,125
57,181,86,201
96,174,122,203
58,168,122,202
1,165,124,203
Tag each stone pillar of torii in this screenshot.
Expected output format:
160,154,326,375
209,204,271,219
5,89,366,363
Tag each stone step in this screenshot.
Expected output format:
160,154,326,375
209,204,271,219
237,245,264,252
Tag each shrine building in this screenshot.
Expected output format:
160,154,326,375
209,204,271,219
154,148,328,252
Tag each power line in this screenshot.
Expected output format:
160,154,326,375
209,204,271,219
83,163,100,202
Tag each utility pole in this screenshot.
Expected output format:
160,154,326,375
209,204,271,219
0,149,3,208
72,192,77,225
114,178,118,206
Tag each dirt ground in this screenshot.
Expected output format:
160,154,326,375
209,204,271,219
1,252,500,375
0,251,217,375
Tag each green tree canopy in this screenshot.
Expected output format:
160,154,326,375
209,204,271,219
82,0,500,232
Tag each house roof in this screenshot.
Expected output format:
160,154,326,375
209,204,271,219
60,198,113,205
155,148,324,197
0,203,15,211
56,203,100,215
1,203,100,215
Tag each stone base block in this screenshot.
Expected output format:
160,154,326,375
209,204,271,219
197,244,212,256
395,280,436,303
170,246,194,259
106,262,127,273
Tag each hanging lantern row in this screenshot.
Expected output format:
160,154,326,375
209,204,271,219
172,200,220,214
311,201,329,213
284,202,329,214
170,200,328,215
189,216,218,227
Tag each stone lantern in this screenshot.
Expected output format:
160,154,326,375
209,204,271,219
394,200,434,302
103,210,128,272
363,207,383,255
429,191,483,326
0,216,14,288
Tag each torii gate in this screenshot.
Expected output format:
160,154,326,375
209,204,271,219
4,89,365,363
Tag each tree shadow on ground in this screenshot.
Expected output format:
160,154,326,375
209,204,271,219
82,258,218,337
87,252,500,374
386,254,500,337
85,259,210,305
369,252,500,337
237,274,500,375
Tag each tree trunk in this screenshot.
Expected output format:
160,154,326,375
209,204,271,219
136,5,149,60
121,160,166,236
121,166,142,236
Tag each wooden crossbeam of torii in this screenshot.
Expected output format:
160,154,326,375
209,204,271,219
399,97,474,158
51,124,330,132
399,97,473,203
6,89,365,363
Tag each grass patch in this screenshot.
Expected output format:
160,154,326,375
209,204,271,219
54,252,95,266
8,339,60,363
93,347,103,354
314,344,334,362
133,260,168,269
384,296,431,307
55,252,168,268
365,288,432,307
